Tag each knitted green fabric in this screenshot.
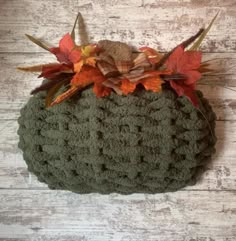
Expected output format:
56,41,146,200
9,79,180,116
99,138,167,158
18,87,216,194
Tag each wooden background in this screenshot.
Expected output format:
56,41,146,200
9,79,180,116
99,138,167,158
0,0,236,240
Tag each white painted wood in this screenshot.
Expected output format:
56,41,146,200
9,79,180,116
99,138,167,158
0,190,235,241
0,0,235,53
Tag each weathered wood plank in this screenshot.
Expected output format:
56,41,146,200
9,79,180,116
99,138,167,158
0,0,235,52
0,190,235,240
0,119,235,190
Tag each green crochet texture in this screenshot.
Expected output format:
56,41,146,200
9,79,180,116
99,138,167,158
18,87,216,194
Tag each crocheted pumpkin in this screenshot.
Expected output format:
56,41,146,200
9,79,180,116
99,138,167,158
18,87,216,194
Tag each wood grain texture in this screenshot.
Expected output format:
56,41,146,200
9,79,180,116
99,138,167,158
0,190,235,241
0,0,235,53
0,0,236,240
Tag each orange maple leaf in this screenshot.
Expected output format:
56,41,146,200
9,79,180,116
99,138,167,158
120,76,164,95
71,66,106,86
72,65,111,97
49,66,110,106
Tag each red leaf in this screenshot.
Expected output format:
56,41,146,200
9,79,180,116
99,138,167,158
68,48,82,64
182,85,199,107
59,33,75,56
50,33,81,64
39,63,73,79
50,47,69,64
170,81,199,107
166,46,184,71
166,45,202,107
170,80,185,96
166,46,202,76
178,51,202,72
184,70,201,85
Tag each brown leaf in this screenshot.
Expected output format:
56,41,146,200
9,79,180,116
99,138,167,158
30,74,71,95
45,79,68,107
25,34,50,51
17,63,58,72
71,12,81,41
49,85,79,107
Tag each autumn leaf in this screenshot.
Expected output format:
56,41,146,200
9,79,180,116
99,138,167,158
198,62,213,73
85,57,96,67
93,83,112,97
71,12,82,41
50,66,108,106
120,79,137,95
73,44,99,73
190,12,219,51
70,71,94,88
155,28,204,70
50,33,82,64
71,65,106,87
139,47,162,65
30,74,71,95
25,34,50,51
73,61,84,73
49,85,79,107
17,64,56,72
39,63,73,79
166,45,202,107
120,76,164,95
45,79,68,107
141,76,164,92
81,44,98,57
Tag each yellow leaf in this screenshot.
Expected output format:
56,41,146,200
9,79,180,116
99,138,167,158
81,45,95,57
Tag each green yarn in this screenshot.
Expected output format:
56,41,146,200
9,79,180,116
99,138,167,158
17,87,217,194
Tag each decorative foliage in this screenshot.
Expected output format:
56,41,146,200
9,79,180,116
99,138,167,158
165,45,202,107
18,12,219,108
190,11,219,51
